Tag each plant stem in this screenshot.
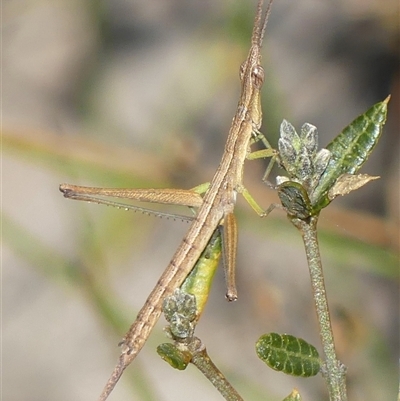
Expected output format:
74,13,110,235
188,337,244,401
291,215,347,401
161,289,244,401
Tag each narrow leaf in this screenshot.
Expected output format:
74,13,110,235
311,96,390,205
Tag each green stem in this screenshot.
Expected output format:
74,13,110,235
291,215,347,401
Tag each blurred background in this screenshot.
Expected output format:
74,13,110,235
3,0,399,400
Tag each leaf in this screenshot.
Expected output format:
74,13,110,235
328,173,380,200
278,120,318,184
277,181,316,219
157,343,192,370
163,289,197,324
162,289,197,339
311,96,390,206
256,333,321,377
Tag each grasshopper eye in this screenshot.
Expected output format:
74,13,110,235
251,66,264,87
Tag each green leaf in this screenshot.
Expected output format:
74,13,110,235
256,333,321,377
311,96,390,207
157,343,192,370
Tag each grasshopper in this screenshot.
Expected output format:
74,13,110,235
60,0,276,399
